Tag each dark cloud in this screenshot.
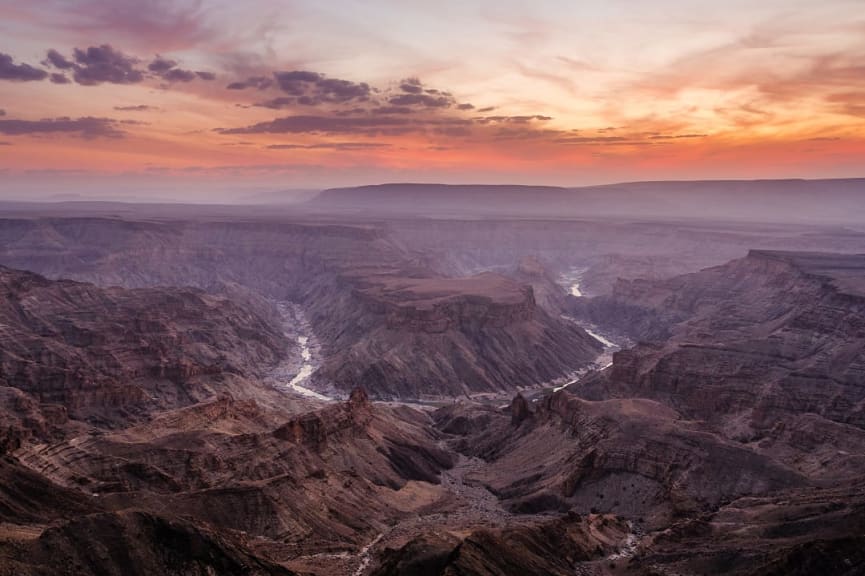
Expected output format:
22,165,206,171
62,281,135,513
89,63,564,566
227,76,273,90
161,67,197,82
648,133,707,140
475,115,552,124
254,97,294,109
0,109,5,116
549,133,673,147
70,44,145,85
273,71,371,104
44,49,75,70
0,116,125,138
148,56,177,73
221,73,558,143
148,55,214,82
388,93,453,108
0,53,48,82
331,107,367,117
266,142,391,150
220,115,414,136
0,141,11,146
381,78,461,109
399,78,423,94
370,106,414,115
219,113,476,138
42,45,213,86
114,105,158,112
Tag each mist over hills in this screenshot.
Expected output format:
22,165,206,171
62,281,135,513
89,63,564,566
308,178,865,224
3,178,863,227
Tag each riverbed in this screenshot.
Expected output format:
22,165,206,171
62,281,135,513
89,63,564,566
268,301,332,401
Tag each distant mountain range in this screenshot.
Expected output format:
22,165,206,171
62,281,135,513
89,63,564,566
306,178,865,224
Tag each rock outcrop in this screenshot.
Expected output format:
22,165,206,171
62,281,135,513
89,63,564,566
315,272,602,398
0,218,604,399
436,391,805,527
0,510,296,576
573,250,865,480
371,513,630,576
0,266,287,433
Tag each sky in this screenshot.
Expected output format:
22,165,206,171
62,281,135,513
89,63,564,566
0,0,864,201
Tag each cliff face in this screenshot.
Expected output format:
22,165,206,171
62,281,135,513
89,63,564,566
573,250,865,480
0,266,287,434
314,272,601,398
435,391,804,528
0,511,296,576
0,218,602,399
371,513,630,576
10,391,454,553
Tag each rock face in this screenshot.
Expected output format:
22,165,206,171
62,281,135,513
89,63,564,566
572,250,865,480
631,483,865,576
315,272,601,398
0,218,603,399
2,211,865,575
9,388,454,550
0,266,287,435
370,513,630,576
0,511,296,576
436,391,804,527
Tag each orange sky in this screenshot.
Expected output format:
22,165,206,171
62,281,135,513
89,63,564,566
1,0,863,200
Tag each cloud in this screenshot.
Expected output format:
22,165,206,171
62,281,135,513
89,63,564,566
161,67,197,82
399,78,423,94
40,45,215,86
21,0,214,52
219,72,560,143
0,141,11,146
0,109,5,116
239,73,478,120
148,56,177,73
266,142,392,150
44,49,75,70
370,106,414,115
0,53,48,82
146,56,212,83
233,71,372,106
227,76,273,90
253,97,295,109
273,71,372,105
385,79,459,109
219,115,414,136
475,115,552,124
0,116,125,138
388,93,453,108
825,91,865,118
70,44,145,85
114,105,158,112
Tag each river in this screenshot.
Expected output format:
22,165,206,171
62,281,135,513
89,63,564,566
268,302,332,401
548,268,628,393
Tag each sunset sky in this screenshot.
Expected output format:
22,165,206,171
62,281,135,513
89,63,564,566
1,0,864,200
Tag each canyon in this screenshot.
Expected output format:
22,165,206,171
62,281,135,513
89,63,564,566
0,193,864,575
